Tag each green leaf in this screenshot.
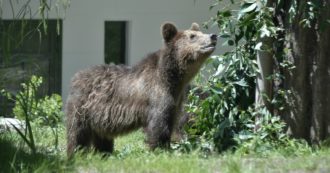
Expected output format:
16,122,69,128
255,42,262,50
220,34,231,38
260,25,271,38
209,2,219,10
228,40,235,46
241,3,257,13
221,10,232,17
244,0,256,3
238,131,254,140
214,64,226,77
234,79,248,87
210,87,222,94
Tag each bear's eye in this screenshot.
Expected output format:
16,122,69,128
190,34,196,40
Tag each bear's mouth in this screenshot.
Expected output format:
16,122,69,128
201,42,217,53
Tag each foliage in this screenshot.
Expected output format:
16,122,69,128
180,0,319,153
1,76,40,154
184,49,257,153
1,76,63,153
183,56,298,153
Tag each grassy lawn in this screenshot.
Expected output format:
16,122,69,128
1,126,330,173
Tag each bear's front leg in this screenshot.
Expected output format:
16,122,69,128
92,134,114,153
145,107,175,149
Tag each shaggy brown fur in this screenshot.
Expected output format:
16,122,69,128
65,22,217,157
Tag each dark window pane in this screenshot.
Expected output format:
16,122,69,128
104,21,126,64
0,20,62,117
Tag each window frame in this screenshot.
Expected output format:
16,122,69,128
104,21,128,65
0,19,62,116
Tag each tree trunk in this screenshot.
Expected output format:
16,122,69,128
255,0,275,132
255,37,274,111
281,0,330,143
311,2,330,142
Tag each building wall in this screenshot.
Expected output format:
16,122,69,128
2,0,221,101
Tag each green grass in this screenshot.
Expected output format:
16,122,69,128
1,126,330,173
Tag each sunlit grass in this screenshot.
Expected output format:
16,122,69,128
1,126,330,173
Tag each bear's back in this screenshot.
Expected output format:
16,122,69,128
70,64,131,96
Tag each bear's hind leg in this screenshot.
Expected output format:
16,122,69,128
67,124,92,158
92,134,114,153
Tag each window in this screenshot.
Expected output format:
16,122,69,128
104,21,127,64
0,20,62,117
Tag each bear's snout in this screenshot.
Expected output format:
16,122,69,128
210,34,218,41
210,34,218,47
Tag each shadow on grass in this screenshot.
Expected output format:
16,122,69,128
0,134,71,173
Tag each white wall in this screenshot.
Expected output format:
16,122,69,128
2,0,222,101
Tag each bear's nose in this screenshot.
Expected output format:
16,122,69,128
210,34,218,41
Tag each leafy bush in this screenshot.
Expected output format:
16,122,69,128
183,55,308,154
179,0,310,154
184,50,256,152
1,76,63,153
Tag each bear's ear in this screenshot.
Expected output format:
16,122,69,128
161,22,178,42
190,23,200,31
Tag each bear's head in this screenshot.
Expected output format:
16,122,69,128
161,22,217,81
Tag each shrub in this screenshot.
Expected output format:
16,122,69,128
178,0,310,154
1,76,63,153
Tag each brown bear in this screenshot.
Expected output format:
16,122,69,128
65,22,217,157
